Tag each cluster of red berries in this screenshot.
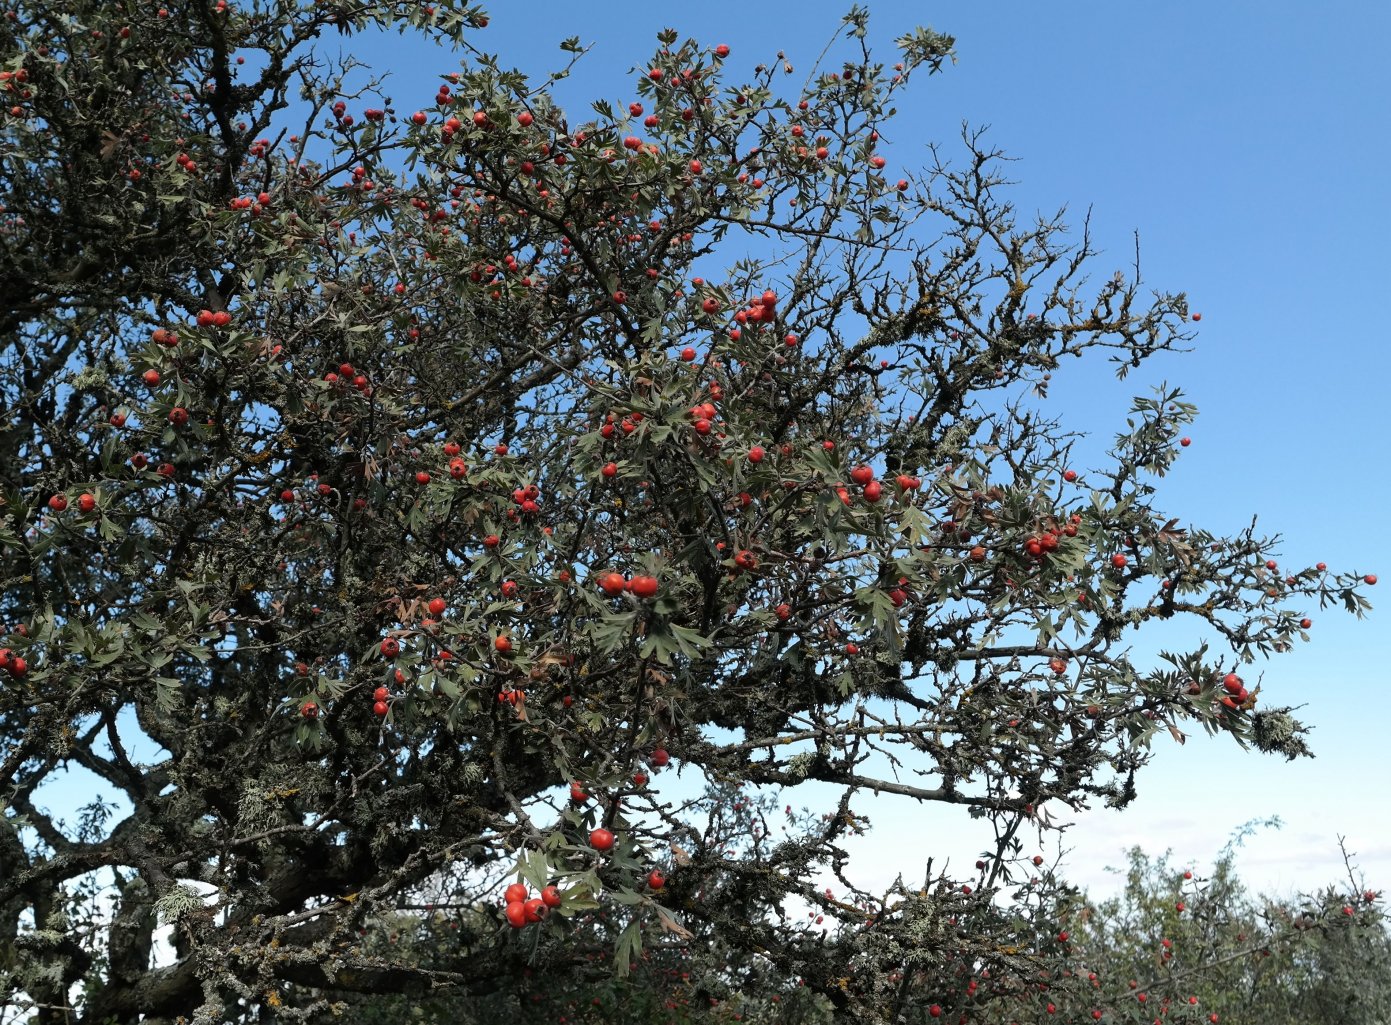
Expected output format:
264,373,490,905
194,308,232,328
1219,672,1250,710
0,648,28,678
508,482,541,519
323,361,371,394
503,882,561,928
47,493,98,513
596,572,660,599
688,400,718,437
229,193,270,212
1022,517,1081,561
599,407,648,438
730,289,779,333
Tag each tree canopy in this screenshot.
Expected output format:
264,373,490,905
0,2,1380,1023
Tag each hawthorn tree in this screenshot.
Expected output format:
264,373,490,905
0,2,1379,1024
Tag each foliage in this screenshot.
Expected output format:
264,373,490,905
1058,829,1391,1025
0,1,1377,1023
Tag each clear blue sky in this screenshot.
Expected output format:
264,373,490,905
42,1,1391,903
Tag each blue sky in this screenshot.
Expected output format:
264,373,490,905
339,0,1388,899
33,2,1389,908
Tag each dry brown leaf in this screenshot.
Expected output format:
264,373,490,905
656,906,695,939
533,646,571,668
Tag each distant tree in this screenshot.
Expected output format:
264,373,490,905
1060,829,1390,1025
0,2,1377,1023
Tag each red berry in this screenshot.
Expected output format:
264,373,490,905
380,638,400,658
650,747,670,767
589,827,616,851
541,885,562,907
505,883,528,904
427,597,446,616
629,574,659,599
598,572,627,597
647,869,666,890
504,901,528,928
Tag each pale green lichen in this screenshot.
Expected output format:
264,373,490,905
155,882,207,926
